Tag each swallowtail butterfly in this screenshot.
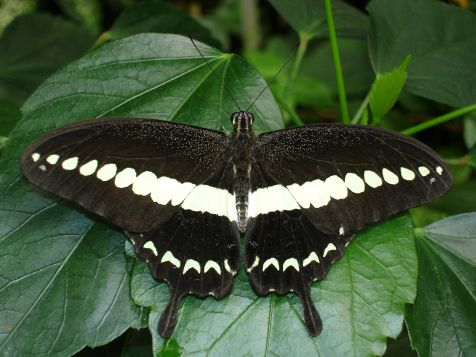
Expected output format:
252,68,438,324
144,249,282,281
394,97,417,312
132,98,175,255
20,111,452,337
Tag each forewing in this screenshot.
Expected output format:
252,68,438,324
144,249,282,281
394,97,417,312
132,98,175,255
21,117,241,337
254,124,452,236
21,118,231,232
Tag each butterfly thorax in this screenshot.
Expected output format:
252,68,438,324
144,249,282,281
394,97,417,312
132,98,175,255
230,111,254,232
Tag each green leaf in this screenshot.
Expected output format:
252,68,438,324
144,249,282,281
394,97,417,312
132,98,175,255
131,214,417,356
0,204,144,355
268,0,368,39
368,0,476,107
56,0,103,35
464,111,476,150
0,98,21,137
104,0,219,47
0,33,282,355
0,13,94,105
406,213,476,357
369,55,411,123
302,38,374,98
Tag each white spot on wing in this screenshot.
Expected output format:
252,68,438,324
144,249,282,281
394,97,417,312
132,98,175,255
62,157,78,170
339,226,344,235
247,256,260,272
345,173,365,194
283,258,300,271
303,252,319,266
400,167,416,181
325,175,348,199
31,153,40,162
364,170,382,188
307,179,331,208
382,168,399,185
436,166,443,175
79,160,98,176
161,251,180,268
181,184,235,219
170,182,196,206
183,259,201,274
46,154,59,165
287,183,311,208
418,166,430,177
249,185,299,217
143,241,158,256
133,171,157,196
204,260,221,274
151,176,180,205
39,165,46,171
262,258,279,271
288,179,330,209
115,167,136,188
323,243,337,257
97,163,117,181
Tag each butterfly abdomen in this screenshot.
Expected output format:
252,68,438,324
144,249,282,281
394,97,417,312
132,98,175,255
231,131,254,233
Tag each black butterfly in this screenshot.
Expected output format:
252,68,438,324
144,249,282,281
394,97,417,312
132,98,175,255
20,111,452,338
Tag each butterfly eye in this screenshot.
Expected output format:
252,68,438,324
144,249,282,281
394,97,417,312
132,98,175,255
230,112,238,125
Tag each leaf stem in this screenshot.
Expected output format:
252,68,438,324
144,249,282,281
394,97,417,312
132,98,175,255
284,35,309,98
351,91,371,124
324,0,350,124
402,103,476,135
275,93,304,126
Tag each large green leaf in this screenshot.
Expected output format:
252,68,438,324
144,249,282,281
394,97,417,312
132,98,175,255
0,13,94,105
406,213,476,357
104,0,219,47
0,33,282,355
0,202,145,355
131,214,417,356
268,0,368,39
368,0,476,107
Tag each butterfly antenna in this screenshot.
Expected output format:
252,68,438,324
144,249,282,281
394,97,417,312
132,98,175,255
189,36,241,111
245,42,300,112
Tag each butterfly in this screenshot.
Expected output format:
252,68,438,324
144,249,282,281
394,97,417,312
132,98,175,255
20,110,452,338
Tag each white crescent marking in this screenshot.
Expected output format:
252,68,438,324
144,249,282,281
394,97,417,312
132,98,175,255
183,259,201,274
161,251,181,268
246,256,260,272
303,252,319,267
262,258,279,271
224,259,235,275
283,258,300,271
143,241,158,256
204,260,221,274
323,243,337,257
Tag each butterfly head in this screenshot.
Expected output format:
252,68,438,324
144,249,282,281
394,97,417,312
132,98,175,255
231,111,254,133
